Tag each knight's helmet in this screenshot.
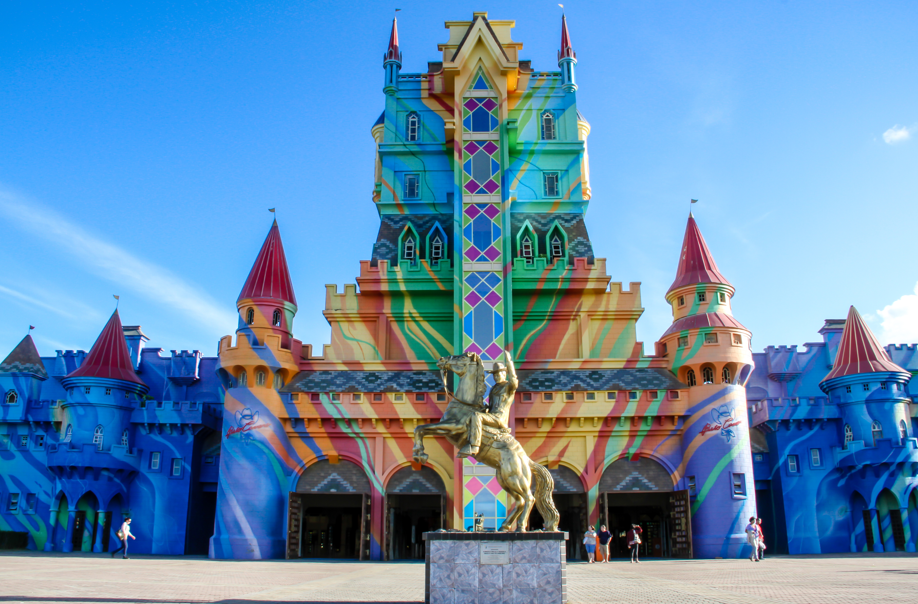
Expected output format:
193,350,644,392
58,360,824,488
657,213,756,558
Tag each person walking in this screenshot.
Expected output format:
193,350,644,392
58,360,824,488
597,525,612,563
583,525,597,563
756,518,766,561
111,518,135,559
745,517,759,562
626,523,642,563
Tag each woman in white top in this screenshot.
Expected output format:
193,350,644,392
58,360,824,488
110,518,135,559
583,525,598,563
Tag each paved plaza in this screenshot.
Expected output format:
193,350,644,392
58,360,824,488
0,552,916,604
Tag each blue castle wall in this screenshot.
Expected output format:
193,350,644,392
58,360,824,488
747,322,918,554
0,330,224,555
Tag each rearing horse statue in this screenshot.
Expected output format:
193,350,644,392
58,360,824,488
412,352,560,532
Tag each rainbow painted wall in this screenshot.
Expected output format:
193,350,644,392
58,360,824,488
3,12,914,562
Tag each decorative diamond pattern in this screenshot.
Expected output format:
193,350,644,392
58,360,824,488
462,204,501,263
462,141,501,195
462,98,499,133
462,272,504,359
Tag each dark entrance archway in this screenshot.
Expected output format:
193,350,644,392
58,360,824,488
385,466,447,560
527,465,587,560
599,457,689,558
286,460,371,560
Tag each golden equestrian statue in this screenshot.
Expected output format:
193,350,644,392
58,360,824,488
412,350,560,532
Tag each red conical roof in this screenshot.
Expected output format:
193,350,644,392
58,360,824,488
385,17,401,62
822,306,908,383
559,15,576,61
0,335,48,379
238,220,297,306
667,213,732,295
67,310,144,386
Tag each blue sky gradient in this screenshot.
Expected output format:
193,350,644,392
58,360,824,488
2,0,916,359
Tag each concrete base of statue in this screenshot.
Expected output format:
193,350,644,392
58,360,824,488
424,531,569,604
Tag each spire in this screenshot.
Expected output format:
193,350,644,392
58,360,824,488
559,15,576,61
66,310,144,386
0,335,48,379
821,306,908,384
667,214,732,295
238,220,297,307
385,17,401,63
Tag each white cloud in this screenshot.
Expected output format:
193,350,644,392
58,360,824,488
877,281,918,344
0,189,237,335
882,124,912,144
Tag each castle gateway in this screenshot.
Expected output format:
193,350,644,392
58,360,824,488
3,13,914,561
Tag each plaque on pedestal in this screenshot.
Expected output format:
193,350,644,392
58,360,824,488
424,531,569,604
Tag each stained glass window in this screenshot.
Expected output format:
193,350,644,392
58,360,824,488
462,141,500,195
462,98,498,133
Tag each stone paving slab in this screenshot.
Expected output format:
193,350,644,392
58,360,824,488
0,552,916,604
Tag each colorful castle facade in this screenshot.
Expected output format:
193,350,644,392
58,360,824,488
1,13,915,561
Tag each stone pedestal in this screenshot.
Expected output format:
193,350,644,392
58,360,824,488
424,531,568,604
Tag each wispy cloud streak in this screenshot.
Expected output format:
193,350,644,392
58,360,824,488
0,189,237,335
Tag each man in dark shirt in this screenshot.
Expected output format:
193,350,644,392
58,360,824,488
598,525,613,563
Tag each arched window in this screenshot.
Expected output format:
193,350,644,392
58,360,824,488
541,111,556,140
430,235,443,261
274,373,284,390
272,309,282,327
4,391,17,405
403,236,416,261
407,113,420,142
686,369,696,387
238,370,248,387
702,367,715,384
899,419,908,442
63,424,73,442
843,424,853,448
722,367,731,384
121,429,129,448
256,370,266,387
246,308,255,325
871,421,883,446
521,235,534,262
93,425,104,451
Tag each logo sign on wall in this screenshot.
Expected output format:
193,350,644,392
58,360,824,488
700,405,742,443
227,407,269,444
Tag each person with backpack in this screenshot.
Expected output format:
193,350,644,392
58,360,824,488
756,518,766,561
110,518,135,559
626,523,643,563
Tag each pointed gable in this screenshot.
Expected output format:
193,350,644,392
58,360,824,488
0,335,48,379
67,310,145,386
667,214,732,295
238,220,297,306
821,306,908,384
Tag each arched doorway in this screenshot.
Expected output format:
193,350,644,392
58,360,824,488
850,491,871,552
51,494,69,552
599,457,679,559
73,492,99,553
107,495,126,553
877,489,905,552
385,466,446,560
528,466,587,561
287,460,371,560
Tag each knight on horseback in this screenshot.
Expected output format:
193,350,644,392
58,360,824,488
458,355,517,458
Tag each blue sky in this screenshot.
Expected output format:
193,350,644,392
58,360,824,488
2,0,916,360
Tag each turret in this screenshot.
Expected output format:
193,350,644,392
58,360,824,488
383,17,402,96
819,306,912,448
0,335,49,421
558,15,577,93
659,213,756,559
236,219,298,349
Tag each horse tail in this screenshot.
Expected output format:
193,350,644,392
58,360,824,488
529,461,560,532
